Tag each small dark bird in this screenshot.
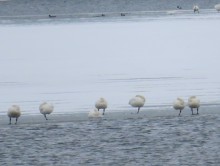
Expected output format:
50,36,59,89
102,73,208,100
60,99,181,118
121,13,126,16
177,5,182,9
49,14,56,18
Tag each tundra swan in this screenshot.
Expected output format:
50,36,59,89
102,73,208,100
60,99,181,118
88,108,103,118
129,95,145,113
167,10,178,15
39,102,54,120
7,105,21,124
95,97,108,115
214,4,220,12
188,96,200,115
193,5,199,13
173,98,185,116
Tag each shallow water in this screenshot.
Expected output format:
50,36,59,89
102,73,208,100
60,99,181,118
0,0,220,25
1,108,220,165
1,16,220,115
0,0,219,16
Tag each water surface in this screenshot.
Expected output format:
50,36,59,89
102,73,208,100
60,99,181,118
1,108,220,165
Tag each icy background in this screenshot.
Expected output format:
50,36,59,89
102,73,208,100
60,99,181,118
0,16,220,115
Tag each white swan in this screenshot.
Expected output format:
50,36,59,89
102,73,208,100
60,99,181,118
167,10,178,15
214,4,220,12
39,102,54,120
193,5,199,13
95,97,108,115
173,98,185,116
188,96,200,115
88,108,103,118
7,105,21,124
129,95,145,113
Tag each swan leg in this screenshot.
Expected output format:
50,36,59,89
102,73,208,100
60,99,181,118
15,118,18,124
103,109,105,115
9,117,11,125
44,114,48,120
137,107,140,114
179,109,182,116
197,108,199,115
191,108,194,115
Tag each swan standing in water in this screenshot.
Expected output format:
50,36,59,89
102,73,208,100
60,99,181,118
7,105,21,124
129,95,145,113
88,108,103,118
193,5,199,13
167,10,178,15
95,98,108,115
39,102,54,120
215,4,220,12
173,98,185,116
188,96,200,115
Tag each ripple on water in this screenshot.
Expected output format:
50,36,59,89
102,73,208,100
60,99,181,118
1,110,220,165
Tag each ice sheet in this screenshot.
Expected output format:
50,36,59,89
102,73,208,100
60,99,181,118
0,17,220,115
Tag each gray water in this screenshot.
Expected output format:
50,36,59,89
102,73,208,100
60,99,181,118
1,108,220,165
0,0,219,16
0,0,220,24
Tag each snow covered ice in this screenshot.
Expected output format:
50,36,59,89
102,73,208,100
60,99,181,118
0,15,220,115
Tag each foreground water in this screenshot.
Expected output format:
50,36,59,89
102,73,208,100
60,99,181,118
1,107,220,165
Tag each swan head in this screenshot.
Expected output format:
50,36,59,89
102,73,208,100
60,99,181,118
177,97,184,103
135,95,145,102
173,98,185,109
188,96,196,101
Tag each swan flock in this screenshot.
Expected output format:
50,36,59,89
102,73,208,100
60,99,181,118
5,95,203,124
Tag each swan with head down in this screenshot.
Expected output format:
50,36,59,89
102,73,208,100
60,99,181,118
95,97,108,115
188,96,200,115
88,108,103,118
39,102,54,120
215,4,220,12
129,95,145,113
7,105,21,124
173,98,185,116
193,5,199,13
